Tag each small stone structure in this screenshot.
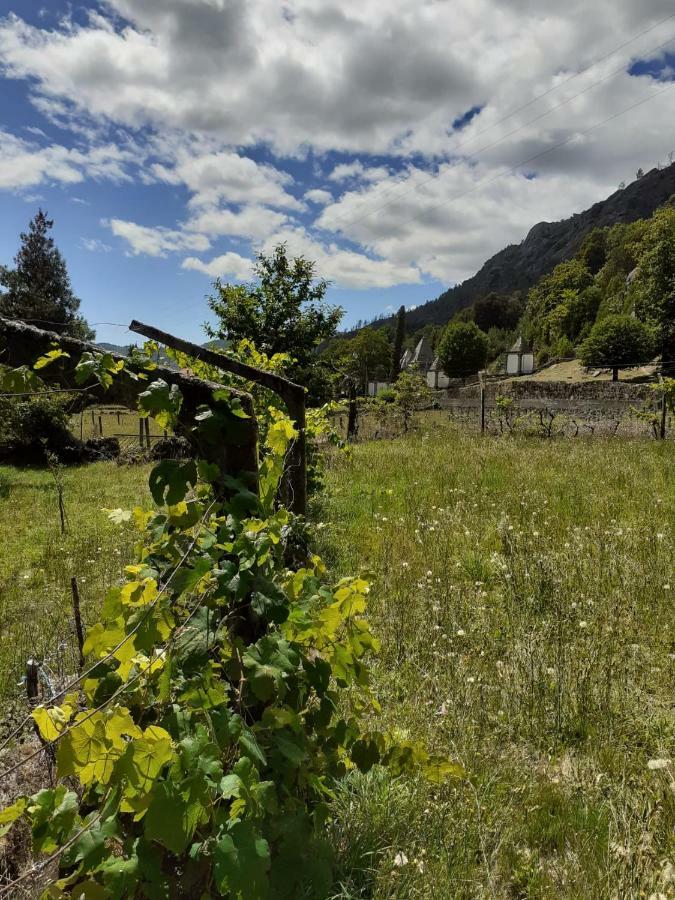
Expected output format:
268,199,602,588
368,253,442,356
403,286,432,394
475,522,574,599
427,356,450,389
505,336,535,376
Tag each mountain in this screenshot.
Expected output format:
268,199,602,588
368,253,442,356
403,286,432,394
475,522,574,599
382,162,675,333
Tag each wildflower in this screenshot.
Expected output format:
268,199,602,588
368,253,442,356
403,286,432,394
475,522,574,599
656,533,664,540
664,584,671,591
466,676,475,684
401,561,409,568
456,629,466,637
393,852,408,867
578,620,588,629
546,667,555,676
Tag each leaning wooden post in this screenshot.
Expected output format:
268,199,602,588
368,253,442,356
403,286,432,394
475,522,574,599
25,659,39,704
70,577,85,670
479,370,486,434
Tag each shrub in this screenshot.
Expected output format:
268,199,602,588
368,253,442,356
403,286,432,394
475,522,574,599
0,395,83,464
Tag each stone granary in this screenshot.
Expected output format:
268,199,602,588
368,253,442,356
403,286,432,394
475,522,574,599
505,336,535,376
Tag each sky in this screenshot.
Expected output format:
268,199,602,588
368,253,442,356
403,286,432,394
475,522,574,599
0,1,674,346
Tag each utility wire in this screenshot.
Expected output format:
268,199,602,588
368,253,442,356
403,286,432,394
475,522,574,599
329,34,675,233
382,80,675,234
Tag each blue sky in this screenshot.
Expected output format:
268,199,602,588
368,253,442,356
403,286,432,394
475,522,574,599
1,1,674,345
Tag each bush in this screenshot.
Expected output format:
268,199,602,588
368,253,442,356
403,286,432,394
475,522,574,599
150,435,192,460
376,388,396,404
0,395,83,464
83,437,120,461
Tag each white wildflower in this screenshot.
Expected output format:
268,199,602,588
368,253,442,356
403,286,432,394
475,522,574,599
393,852,408,867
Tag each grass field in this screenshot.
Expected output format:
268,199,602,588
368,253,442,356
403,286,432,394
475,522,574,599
0,462,151,720
0,423,673,897
318,423,674,898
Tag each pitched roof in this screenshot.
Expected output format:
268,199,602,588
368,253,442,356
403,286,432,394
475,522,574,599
411,335,434,367
509,335,532,354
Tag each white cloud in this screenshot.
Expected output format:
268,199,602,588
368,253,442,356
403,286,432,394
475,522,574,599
328,161,390,182
151,147,302,210
182,251,254,280
107,218,211,257
259,226,422,289
0,128,135,190
185,204,289,240
81,237,113,252
1,2,675,294
305,188,333,205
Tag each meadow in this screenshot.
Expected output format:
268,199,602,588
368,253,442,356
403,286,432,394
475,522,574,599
318,422,674,898
0,421,673,897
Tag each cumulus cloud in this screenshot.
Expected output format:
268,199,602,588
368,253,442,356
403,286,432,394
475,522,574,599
0,128,135,189
1,1,674,295
107,218,211,257
151,147,302,210
305,188,333,205
182,251,254,280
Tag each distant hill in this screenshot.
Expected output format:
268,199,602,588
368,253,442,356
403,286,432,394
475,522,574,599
370,162,675,333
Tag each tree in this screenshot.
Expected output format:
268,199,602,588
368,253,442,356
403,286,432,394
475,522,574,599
629,205,675,372
472,292,522,332
579,315,654,381
392,369,432,431
321,328,391,394
206,244,343,381
0,210,94,340
437,321,488,378
389,305,405,381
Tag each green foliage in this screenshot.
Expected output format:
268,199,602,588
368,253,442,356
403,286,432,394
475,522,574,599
629,205,675,360
471,292,522,332
437,321,488,377
323,328,392,391
579,314,654,378
523,259,594,350
0,210,94,340
1,346,456,898
0,393,79,464
206,243,343,384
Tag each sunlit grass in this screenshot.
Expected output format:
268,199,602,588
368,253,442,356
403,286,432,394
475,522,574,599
0,462,151,710
318,421,674,899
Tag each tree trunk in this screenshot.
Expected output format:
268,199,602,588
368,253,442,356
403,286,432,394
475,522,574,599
612,367,618,382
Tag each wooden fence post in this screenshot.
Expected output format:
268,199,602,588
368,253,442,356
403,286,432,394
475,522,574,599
98,414,103,436
139,417,144,448
70,577,85,670
144,418,151,448
479,370,486,434
25,659,39,704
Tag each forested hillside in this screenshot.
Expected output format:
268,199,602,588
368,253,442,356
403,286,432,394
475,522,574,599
366,162,675,335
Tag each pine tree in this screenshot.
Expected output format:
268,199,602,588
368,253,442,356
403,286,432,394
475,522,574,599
0,210,94,340
389,305,405,381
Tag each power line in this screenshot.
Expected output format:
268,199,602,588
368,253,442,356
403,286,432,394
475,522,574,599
329,34,675,234
378,80,675,235
325,17,675,232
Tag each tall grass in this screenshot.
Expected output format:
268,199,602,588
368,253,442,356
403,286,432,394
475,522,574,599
318,421,674,898
0,462,151,719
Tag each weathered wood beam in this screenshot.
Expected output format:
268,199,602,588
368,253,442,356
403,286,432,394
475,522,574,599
129,320,307,516
0,316,259,492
